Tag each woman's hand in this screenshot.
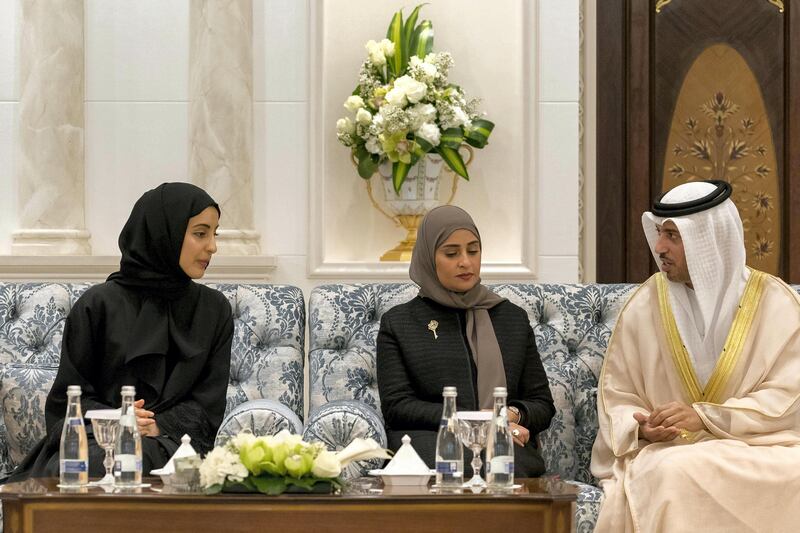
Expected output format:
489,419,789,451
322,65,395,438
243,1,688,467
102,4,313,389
509,422,529,447
134,399,160,437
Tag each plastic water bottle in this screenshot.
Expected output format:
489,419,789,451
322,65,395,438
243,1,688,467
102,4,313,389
486,386,514,489
435,386,464,488
59,385,88,487
114,385,142,487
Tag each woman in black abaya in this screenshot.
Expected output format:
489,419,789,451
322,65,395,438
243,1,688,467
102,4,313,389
9,182,233,480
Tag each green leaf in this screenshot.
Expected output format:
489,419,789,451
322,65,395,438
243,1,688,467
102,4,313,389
410,136,433,161
437,145,469,180
251,475,288,495
391,161,411,194
286,477,316,491
402,4,426,68
409,20,433,59
390,136,434,193
205,483,223,495
440,127,464,149
464,119,495,148
386,10,404,77
355,146,379,179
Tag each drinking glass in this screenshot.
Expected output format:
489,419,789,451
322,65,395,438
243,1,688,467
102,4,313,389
87,410,120,486
456,411,492,488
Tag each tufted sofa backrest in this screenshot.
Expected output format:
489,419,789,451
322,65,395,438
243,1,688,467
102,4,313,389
308,282,637,484
0,282,305,478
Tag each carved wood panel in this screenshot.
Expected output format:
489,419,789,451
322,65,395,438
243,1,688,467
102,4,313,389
597,0,800,282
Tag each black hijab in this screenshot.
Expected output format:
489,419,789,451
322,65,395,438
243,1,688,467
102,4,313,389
108,182,219,294
107,182,221,389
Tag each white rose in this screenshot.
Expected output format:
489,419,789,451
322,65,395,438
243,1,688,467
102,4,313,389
356,107,372,125
385,86,407,107
380,38,395,58
336,117,355,135
394,75,426,104
311,450,342,478
415,122,441,146
344,95,365,112
365,39,386,67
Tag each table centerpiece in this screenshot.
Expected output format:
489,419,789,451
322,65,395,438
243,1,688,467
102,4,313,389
199,430,391,495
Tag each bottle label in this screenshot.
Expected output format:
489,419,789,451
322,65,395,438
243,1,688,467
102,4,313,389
68,418,83,426
115,454,141,472
435,460,459,474
61,459,87,473
488,456,514,475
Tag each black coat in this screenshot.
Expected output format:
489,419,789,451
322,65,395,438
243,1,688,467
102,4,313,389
8,280,233,481
377,296,555,477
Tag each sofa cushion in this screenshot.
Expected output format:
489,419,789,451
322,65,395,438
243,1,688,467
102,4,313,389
0,283,90,477
303,400,387,479
215,399,303,447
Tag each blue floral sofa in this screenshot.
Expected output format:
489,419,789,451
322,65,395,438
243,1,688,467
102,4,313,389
303,282,637,533
0,281,305,526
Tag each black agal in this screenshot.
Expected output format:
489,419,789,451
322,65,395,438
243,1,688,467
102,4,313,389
651,180,732,217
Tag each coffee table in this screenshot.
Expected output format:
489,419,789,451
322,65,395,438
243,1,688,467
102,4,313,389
0,477,577,533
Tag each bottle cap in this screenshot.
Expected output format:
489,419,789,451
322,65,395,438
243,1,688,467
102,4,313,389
493,386,508,397
121,385,136,396
442,386,457,397
66,385,81,396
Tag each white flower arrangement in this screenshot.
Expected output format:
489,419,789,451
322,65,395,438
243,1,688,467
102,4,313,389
199,429,391,495
337,4,495,193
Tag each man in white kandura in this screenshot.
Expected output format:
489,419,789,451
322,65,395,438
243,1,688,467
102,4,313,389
591,180,800,532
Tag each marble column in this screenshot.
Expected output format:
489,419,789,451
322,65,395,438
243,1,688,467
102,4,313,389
14,0,90,255
189,0,260,255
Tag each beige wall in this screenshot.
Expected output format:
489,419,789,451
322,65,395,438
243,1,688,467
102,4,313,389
0,0,597,293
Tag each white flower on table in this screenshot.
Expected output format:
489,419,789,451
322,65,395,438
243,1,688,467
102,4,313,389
199,446,248,488
394,75,427,104
312,450,342,478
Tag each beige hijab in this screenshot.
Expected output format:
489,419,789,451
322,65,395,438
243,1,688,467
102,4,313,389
409,205,506,409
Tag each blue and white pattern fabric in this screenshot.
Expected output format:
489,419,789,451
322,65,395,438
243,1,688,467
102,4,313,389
302,400,387,479
216,399,304,447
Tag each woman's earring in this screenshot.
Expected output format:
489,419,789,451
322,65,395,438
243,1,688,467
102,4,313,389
427,320,439,340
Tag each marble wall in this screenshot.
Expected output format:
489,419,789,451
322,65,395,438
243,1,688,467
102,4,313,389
0,0,592,293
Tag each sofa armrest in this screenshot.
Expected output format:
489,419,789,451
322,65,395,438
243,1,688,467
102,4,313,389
302,400,387,479
215,399,303,447
565,480,603,533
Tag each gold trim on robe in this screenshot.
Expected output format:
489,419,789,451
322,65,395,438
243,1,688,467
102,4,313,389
656,270,766,405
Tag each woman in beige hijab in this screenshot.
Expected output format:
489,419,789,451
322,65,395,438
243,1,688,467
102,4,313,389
376,205,555,477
